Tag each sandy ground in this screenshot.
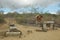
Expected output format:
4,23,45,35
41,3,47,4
0,24,60,40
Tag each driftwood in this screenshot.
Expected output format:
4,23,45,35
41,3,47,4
4,24,22,37
4,29,22,38
43,21,57,31
27,30,32,34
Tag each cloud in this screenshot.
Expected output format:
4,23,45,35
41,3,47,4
0,0,60,9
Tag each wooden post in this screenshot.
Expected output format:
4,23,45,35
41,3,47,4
43,23,47,32
50,23,54,30
52,24,57,30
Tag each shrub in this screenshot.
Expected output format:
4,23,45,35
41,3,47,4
0,14,6,24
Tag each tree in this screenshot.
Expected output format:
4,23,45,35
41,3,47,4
57,10,60,15
0,11,6,24
6,11,19,18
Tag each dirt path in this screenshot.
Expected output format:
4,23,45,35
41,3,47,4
0,24,60,40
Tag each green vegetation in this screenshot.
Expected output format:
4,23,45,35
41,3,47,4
0,13,6,24
0,11,60,25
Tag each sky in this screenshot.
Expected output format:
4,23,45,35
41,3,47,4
0,0,60,14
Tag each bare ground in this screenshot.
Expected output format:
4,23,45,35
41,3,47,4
0,24,60,40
